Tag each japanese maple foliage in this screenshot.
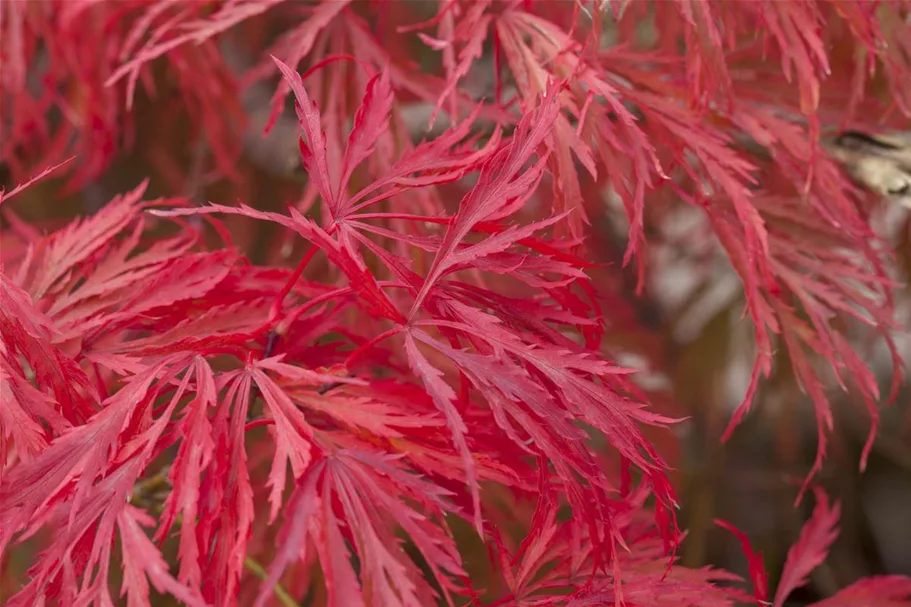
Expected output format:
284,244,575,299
2,1,911,606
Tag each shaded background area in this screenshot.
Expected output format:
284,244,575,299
3,1,911,603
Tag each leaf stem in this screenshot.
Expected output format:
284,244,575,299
244,557,299,607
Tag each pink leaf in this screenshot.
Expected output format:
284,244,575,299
716,518,769,604
408,83,562,319
272,55,336,205
812,576,911,607
337,69,395,216
774,487,841,607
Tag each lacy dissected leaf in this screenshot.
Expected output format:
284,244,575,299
486,485,739,607
716,518,770,604
191,365,256,606
408,81,562,318
57,249,239,345
0,359,65,462
380,86,661,544
622,87,769,279
0,272,98,427
155,357,218,590
599,19,903,494
153,201,408,323
0,182,252,404
407,318,678,560
254,449,465,607
811,575,911,607
724,107,901,431
712,188,901,494
676,1,828,117
91,298,269,361
402,329,481,536
5,2,911,606
272,51,498,229
6,183,244,354
271,54,338,207
0,358,204,605
495,9,603,241
773,487,841,607
421,3,604,243
144,68,682,596
118,505,209,607
250,356,360,520
288,380,445,438
3,465,206,607
43,223,197,321
15,181,153,300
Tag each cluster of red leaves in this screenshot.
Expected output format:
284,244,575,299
2,0,911,606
